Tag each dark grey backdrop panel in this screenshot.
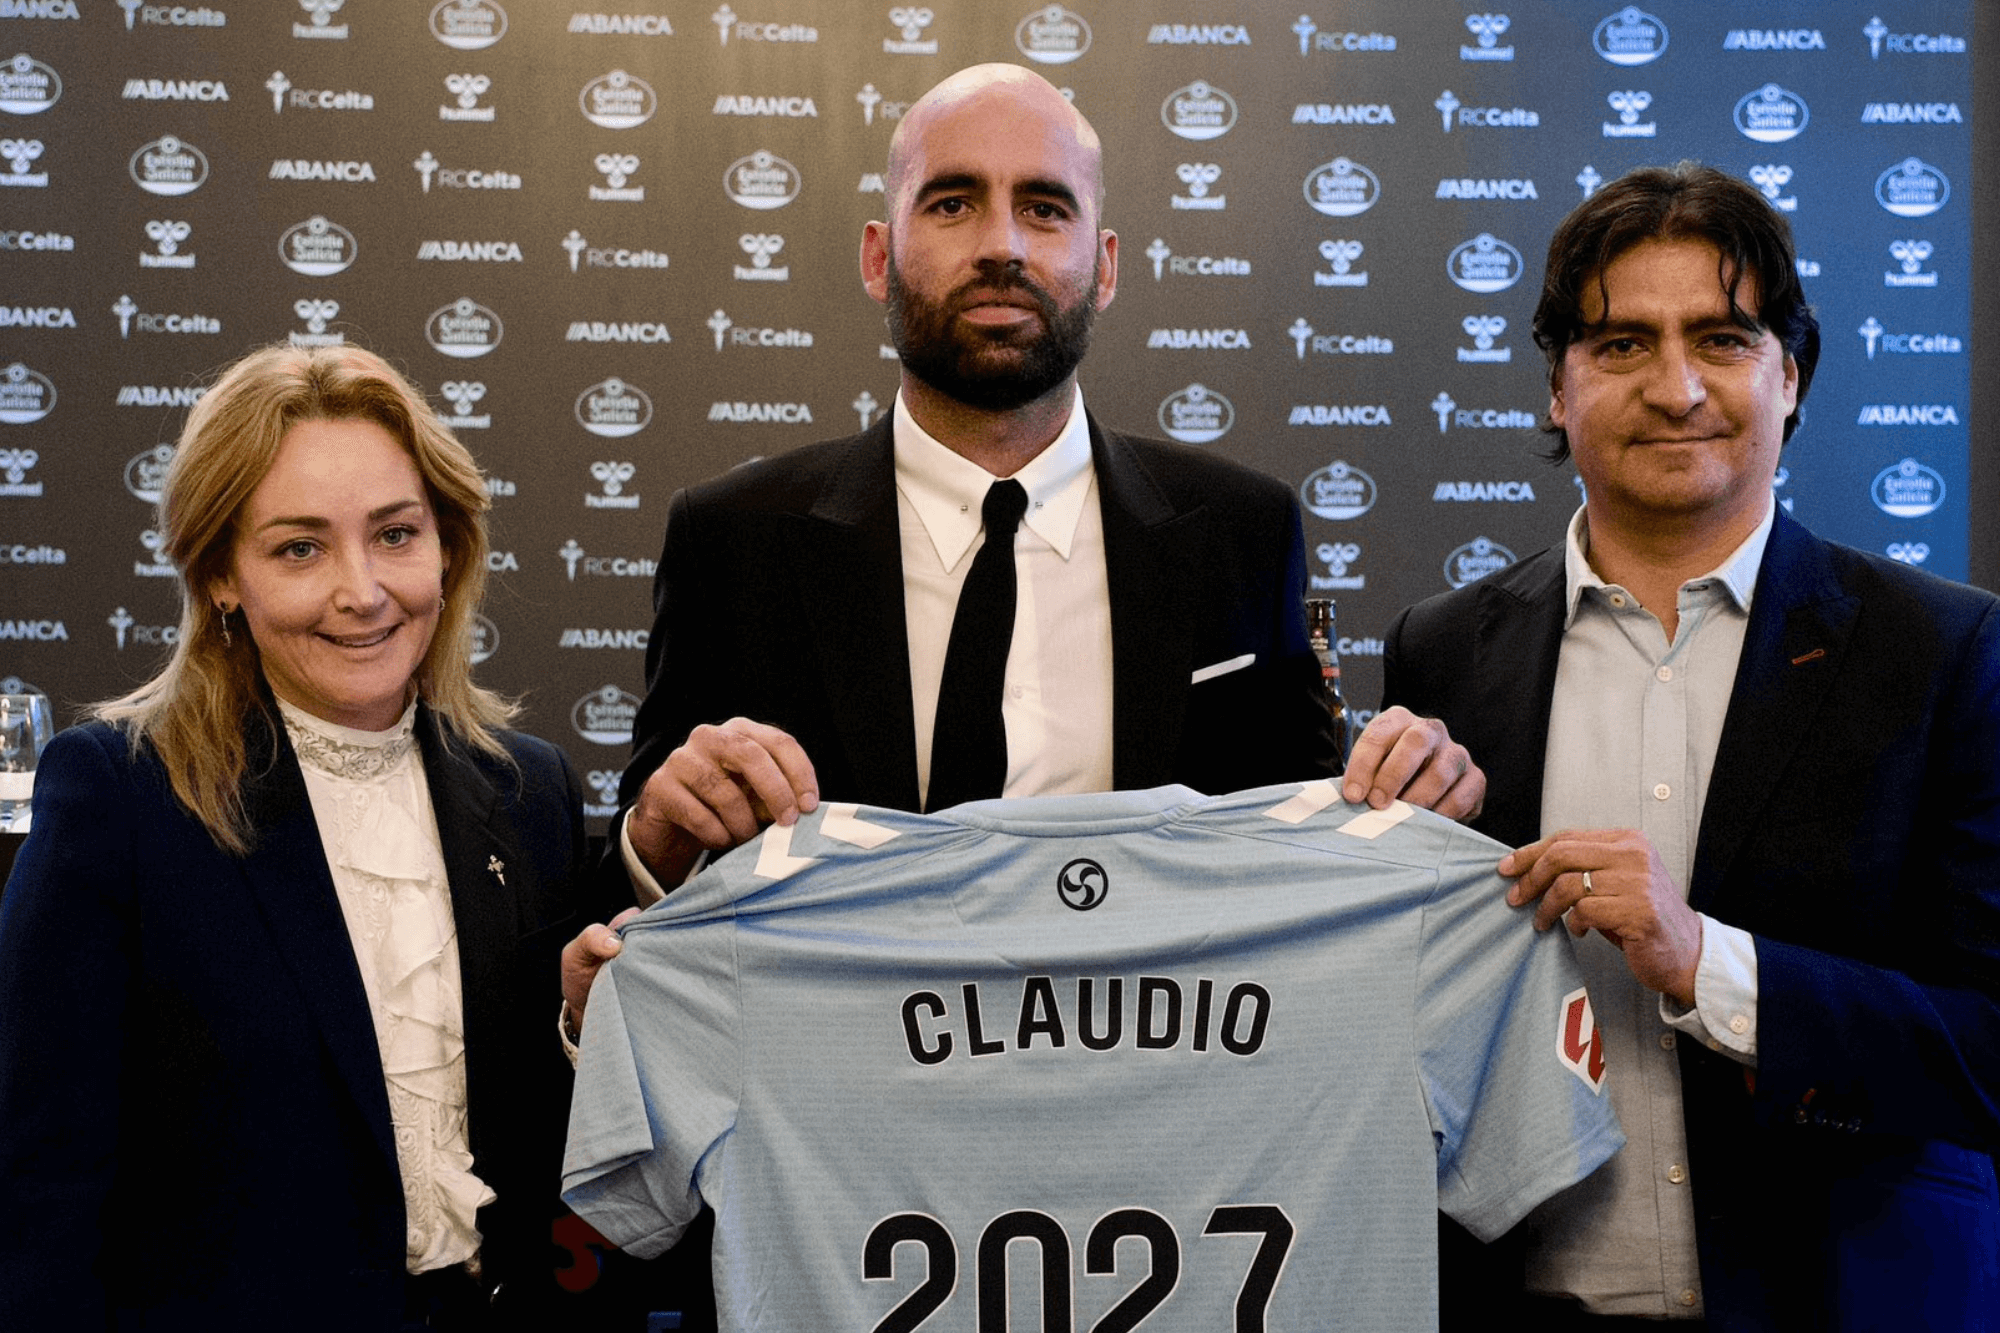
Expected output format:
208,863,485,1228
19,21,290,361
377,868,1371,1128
0,1,1977,826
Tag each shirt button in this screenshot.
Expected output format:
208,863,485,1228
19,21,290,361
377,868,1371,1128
1656,665,1674,682
1728,1015,1749,1035
1653,783,1672,800
1609,594,1628,607
1666,1164,1686,1185
1679,1290,1699,1308
1659,1032,1677,1050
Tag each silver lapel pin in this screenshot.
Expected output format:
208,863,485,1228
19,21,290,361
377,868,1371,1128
487,855,506,886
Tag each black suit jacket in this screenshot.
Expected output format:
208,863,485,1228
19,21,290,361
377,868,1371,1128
617,413,1340,825
1384,510,2000,1330
0,710,592,1331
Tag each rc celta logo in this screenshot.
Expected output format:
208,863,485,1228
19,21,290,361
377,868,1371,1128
1286,319,1391,359
1015,5,1089,64
1157,383,1233,444
121,2,228,31
575,378,653,438
710,5,817,46
1299,460,1376,521
1594,6,1665,64
562,229,669,273
1290,15,1394,54
1857,318,1960,360
1143,239,1250,280
1864,16,1965,59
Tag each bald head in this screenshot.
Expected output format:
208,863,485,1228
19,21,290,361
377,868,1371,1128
886,64,1104,222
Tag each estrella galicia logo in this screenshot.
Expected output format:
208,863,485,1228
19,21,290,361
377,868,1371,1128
1593,6,1665,65
1157,382,1233,444
580,69,655,128
1057,857,1107,911
1871,458,1944,518
725,149,801,210
1161,81,1237,141
1300,460,1377,521
0,54,61,115
1875,158,1949,218
130,135,208,196
1303,157,1379,217
1447,233,1524,293
1734,84,1808,143
1444,536,1516,588
431,0,507,50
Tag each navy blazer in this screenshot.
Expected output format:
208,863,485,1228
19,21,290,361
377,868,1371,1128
0,709,591,1331
615,413,1340,827
1384,510,2000,1330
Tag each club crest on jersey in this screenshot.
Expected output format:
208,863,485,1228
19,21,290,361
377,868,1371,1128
1558,987,1607,1093
1058,857,1108,910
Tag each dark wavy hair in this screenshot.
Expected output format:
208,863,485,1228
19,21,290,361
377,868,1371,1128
1532,161,1820,461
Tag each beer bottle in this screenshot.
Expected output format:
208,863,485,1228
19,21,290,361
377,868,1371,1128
1304,598,1351,766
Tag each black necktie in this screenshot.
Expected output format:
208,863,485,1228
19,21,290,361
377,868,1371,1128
927,479,1029,811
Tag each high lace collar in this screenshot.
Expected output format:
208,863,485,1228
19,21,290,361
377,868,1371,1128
277,696,420,782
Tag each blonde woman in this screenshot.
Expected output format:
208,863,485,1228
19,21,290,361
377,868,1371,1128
0,345,592,1330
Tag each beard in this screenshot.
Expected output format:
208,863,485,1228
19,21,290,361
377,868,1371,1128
885,252,1099,412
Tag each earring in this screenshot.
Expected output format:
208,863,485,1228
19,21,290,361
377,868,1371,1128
438,592,446,612
216,605,233,647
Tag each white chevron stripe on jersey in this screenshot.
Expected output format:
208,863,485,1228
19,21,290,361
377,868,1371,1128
1337,800,1416,841
820,803,899,850
752,822,820,880
1262,778,1343,824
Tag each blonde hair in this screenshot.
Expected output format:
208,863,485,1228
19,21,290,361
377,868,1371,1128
94,343,514,853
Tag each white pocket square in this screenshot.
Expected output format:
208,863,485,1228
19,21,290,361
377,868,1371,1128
1190,653,1255,685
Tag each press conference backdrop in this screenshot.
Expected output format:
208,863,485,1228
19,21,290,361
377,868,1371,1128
1,1,1984,825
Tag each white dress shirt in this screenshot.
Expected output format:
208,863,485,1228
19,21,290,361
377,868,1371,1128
280,698,492,1274
892,385,1113,811
1522,503,1770,1318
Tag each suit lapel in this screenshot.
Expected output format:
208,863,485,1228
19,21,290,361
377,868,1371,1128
236,716,398,1175
1468,552,1568,846
417,711,515,1168
804,422,923,810
1092,419,1196,790
1691,513,1858,913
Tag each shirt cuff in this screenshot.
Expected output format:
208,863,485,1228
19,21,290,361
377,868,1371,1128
1659,914,1758,1066
558,1000,582,1070
618,810,668,908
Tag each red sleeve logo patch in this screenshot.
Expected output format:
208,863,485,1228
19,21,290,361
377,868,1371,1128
1558,987,1607,1094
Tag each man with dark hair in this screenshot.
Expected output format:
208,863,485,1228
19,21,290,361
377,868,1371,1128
1385,161,2000,1328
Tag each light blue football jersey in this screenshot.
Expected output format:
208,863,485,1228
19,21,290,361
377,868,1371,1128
564,782,1623,1331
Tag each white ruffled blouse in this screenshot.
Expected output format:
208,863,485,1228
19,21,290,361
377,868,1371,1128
278,698,494,1275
